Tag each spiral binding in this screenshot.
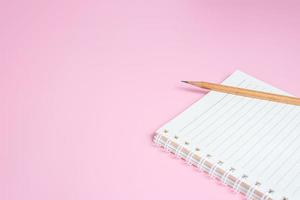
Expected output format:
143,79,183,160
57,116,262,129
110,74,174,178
196,155,206,172
186,151,194,166
222,167,234,186
209,161,220,178
154,134,163,146
246,182,259,200
164,138,173,152
261,193,269,200
154,133,281,200
175,144,184,158
233,176,242,193
197,154,209,172
233,175,248,193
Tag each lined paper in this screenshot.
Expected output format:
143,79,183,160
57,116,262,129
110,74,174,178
156,70,300,200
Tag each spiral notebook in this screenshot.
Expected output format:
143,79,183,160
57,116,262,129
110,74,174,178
154,70,300,200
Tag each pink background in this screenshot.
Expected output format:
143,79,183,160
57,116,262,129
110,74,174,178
2,1,300,200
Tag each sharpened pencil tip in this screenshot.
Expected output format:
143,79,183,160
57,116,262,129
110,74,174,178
181,81,189,84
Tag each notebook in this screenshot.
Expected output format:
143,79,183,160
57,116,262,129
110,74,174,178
154,70,300,200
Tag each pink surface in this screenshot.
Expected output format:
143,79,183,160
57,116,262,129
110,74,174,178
2,1,300,200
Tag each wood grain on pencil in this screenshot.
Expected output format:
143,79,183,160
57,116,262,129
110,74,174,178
182,81,300,106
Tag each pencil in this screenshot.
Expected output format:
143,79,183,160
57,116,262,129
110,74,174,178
182,81,300,106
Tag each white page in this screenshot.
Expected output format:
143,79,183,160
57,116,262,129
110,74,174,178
156,70,300,200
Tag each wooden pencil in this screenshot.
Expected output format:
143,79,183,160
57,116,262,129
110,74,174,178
182,81,300,106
